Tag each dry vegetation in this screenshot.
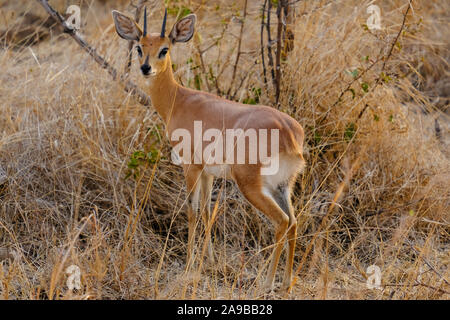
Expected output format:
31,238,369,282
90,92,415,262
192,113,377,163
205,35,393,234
0,0,448,299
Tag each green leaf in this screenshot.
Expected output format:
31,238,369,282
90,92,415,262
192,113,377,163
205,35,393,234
344,123,356,141
349,88,356,99
133,151,146,160
147,150,160,163
243,87,261,104
381,72,392,83
252,87,262,98
194,74,202,90
409,209,415,216
243,98,255,105
345,69,358,78
361,82,369,93
179,6,192,18
373,114,380,121
167,7,178,16
314,130,321,145
128,158,139,169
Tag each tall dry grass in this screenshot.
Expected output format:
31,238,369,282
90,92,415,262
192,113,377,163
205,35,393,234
0,0,448,299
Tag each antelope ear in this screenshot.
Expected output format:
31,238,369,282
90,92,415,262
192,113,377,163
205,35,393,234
169,14,196,43
112,10,142,41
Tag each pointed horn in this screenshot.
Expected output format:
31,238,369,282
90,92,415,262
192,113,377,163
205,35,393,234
161,8,167,38
143,7,147,37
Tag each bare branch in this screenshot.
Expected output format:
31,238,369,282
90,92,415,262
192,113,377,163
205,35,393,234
35,0,152,106
266,0,276,85
260,0,268,87
275,0,285,105
227,0,248,99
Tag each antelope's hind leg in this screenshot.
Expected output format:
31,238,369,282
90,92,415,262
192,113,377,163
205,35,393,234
272,181,297,290
233,166,291,291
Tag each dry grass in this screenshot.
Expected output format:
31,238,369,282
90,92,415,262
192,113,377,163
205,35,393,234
0,0,448,299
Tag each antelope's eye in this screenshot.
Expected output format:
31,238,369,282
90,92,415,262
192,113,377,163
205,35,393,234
159,48,168,59
136,46,143,57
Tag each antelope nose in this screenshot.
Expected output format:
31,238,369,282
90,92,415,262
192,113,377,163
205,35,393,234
141,64,151,75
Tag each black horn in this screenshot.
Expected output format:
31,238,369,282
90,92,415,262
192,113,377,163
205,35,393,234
161,8,167,38
143,7,147,37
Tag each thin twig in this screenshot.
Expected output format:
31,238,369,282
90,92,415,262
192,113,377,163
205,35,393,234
275,0,285,104
196,45,212,92
266,0,276,85
260,0,268,87
227,0,248,98
380,2,412,74
330,54,383,111
196,27,228,94
384,282,449,295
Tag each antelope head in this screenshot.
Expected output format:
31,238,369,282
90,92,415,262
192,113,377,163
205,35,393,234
112,8,196,77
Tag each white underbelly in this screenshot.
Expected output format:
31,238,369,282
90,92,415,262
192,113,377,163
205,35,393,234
203,164,232,179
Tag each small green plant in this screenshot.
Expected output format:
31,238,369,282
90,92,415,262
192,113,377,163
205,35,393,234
167,5,192,18
345,69,359,78
389,114,394,122
314,129,322,145
361,82,369,93
125,126,162,180
380,72,392,83
125,150,160,180
194,74,202,90
243,87,261,105
344,122,356,141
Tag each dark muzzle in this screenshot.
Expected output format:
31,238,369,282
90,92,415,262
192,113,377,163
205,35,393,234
140,64,151,75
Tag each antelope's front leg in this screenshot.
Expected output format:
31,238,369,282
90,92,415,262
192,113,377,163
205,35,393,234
183,165,202,267
200,173,214,263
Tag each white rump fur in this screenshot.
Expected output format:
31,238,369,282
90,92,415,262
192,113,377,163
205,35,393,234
262,153,305,190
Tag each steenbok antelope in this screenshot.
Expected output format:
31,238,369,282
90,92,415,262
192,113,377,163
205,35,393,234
112,8,305,291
